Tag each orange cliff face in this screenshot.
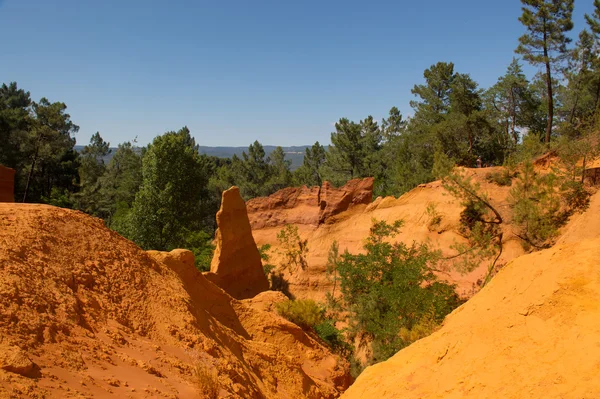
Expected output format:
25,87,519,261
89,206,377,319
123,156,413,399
341,190,600,399
246,177,374,229
0,203,351,398
248,169,525,301
0,165,15,202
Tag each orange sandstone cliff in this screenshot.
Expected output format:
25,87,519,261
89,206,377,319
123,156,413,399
0,203,351,398
246,177,374,229
249,169,525,300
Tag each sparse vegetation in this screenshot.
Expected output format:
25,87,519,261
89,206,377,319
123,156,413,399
434,150,504,284
191,352,219,399
276,225,308,272
426,202,443,231
258,243,276,277
485,169,515,186
276,299,323,330
276,298,350,353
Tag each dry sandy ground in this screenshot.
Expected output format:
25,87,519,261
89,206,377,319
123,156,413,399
341,189,600,398
0,204,350,398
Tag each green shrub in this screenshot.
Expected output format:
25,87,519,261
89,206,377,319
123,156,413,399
426,203,442,231
182,230,215,272
333,219,462,364
485,169,514,186
258,244,276,277
314,319,351,353
276,299,323,329
510,162,562,248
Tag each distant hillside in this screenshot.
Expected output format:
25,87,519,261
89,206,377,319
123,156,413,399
75,145,313,170
198,146,310,170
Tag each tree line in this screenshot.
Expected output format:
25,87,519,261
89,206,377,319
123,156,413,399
1,0,599,264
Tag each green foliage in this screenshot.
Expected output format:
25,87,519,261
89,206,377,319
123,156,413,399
258,244,276,277
333,219,462,364
126,127,215,251
276,225,308,272
485,169,514,186
0,82,32,169
294,141,326,187
510,162,563,248
276,299,324,330
426,203,442,231
98,141,143,225
325,116,382,185
398,309,440,345
268,146,293,192
325,240,341,298
17,97,80,203
74,132,111,216
182,230,214,272
515,0,574,143
435,151,504,280
484,58,541,146
210,141,294,200
314,319,351,354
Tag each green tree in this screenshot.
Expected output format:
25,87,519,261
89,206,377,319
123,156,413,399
326,118,365,182
127,127,214,250
21,98,79,203
334,219,461,363
410,62,455,124
485,58,542,145
267,146,292,192
75,132,111,215
558,30,596,131
515,0,574,143
325,116,383,184
0,82,31,169
294,141,326,187
97,141,143,227
239,140,272,198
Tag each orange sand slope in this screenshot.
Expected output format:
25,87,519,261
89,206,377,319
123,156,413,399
0,204,350,398
341,194,600,399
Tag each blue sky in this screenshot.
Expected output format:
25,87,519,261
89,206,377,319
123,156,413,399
0,0,595,147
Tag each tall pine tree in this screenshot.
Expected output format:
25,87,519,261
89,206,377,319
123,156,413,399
515,0,574,143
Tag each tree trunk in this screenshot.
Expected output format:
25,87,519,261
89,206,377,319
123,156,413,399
22,145,39,203
594,78,600,117
510,87,518,144
582,155,587,185
544,38,553,144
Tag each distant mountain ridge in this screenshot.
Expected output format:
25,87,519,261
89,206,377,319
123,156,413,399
75,145,315,170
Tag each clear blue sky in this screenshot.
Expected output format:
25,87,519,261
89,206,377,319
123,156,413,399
0,0,594,147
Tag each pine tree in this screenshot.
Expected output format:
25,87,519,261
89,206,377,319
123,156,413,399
294,141,326,187
486,58,540,145
515,0,574,143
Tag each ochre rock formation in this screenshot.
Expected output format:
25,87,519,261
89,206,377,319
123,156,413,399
0,165,15,202
251,169,524,300
0,203,351,398
205,186,269,299
246,185,321,229
341,195,600,398
246,177,374,229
